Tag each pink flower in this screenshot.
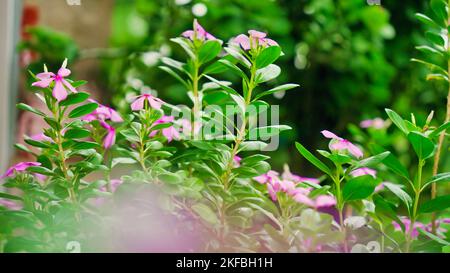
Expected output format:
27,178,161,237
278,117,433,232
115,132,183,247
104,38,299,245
0,199,23,210
182,19,217,41
233,156,242,167
100,179,123,193
293,193,336,209
351,168,377,178
149,116,180,143
30,133,52,142
360,118,386,129
32,60,77,101
2,162,41,179
233,30,278,51
100,121,116,149
393,218,426,238
321,130,363,159
84,100,123,123
131,94,163,111
282,170,320,184
375,182,385,192
254,170,279,184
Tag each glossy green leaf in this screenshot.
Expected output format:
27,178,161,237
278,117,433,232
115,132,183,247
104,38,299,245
64,128,91,139
343,175,377,201
17,103,45,117
407,131,436,160
255,46,282,68
60,92,90,106
295,142,333,177
419,194,450,213
191,203,219,225
198,40,222,64
253,83,300,100
385,108,409,135
68,103,98,119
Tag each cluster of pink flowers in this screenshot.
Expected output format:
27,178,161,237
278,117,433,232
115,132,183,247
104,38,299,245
182,20,217,42
234,30,278,51
321,130,363,158
254,169,336,209
393,217,450,238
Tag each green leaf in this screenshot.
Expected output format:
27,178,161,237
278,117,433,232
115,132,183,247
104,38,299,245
24,138,51,149
422,172,450,190
411,58,448,75
415,13,440,28
241,154,270,165
158,66,189,89
430,0,448,26
342,175,377,202
204,75,239,96
191,203,219,225
407,131,436,160
27,166,53,176
419,194,450,213
373,195,404,230
170,37,195,58
255,64,281,83
253,83,300,101
415,45,444,57
70,80,88,88
160,57,185,71
72,141,100,150
64,128,91,139
239,141,268,151
385,108,409,135
198,40,222,64
384,182,412,210
381,153,410,181
218,59,248,81
248,125,292,139
255,46,281,68
158,173,182,184
60,92,90,106
295,142,333,177
17,103,45,117
417,228,450,245
68,103,98,119
429,121,450,138
425,31,445,47
352,151,390,170
0,192,23,201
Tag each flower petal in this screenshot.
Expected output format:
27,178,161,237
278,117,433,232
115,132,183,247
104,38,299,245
52,80,68,101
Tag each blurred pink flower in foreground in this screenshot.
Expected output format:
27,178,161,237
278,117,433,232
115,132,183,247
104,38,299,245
0,199,23,210
131,94,164,111
182,19,217,41
100,121,116,149
32,59,77,101
321,130,363,159
360,118,386,129
233,30,278,51
1,162,41,179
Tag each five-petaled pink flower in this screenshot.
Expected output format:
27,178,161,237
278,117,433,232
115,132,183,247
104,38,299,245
84,100,123,123
149,116,180,143
182,19,217,41
1,162,41,179
321,130,363,159
100,121,116,149
131,94,164,111
32,60,77,102
233,30,278,51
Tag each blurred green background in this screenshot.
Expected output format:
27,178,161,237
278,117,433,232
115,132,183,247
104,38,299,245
19,0,449,185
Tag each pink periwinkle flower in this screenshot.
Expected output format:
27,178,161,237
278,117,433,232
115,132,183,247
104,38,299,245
351,167,377,178
293,193,336,209
233,30,278,51
182,19,217,41
360,118,386,129
30,133,53,142
150,116,180,143
32,60,77,102
131,94,164,111
1,162,41,179
282,170,320,185
321,130,363,159
393,217,426,238
84,100,123,123
100,121,116,149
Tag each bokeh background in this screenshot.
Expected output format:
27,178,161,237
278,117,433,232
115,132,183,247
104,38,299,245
3,0,448,182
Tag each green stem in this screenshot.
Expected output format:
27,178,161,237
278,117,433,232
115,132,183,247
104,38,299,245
221,63,257,190
406,160,424,253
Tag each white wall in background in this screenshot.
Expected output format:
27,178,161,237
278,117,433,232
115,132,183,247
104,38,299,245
0,0,22,173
